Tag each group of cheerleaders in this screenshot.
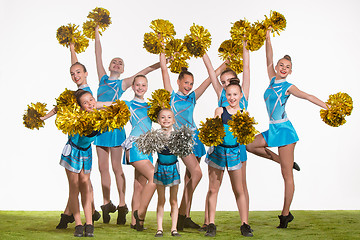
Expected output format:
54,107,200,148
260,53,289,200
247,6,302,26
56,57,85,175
41,24,328,238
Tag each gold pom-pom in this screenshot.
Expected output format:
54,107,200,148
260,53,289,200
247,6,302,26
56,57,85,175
320,92,353,127
143,32,163,54
246,21,267,51
150,19,176,40
83,7,111,39
218,39,243,61
165,38,190,58
169,58,189,73
56,24,89,53
227,55,243,74
320,109,346,127
87,7,111,30
184,24,212,58
263,10,286,36
55,103,96,136
23,102,48,130
96,100,130,133
198,116,225,147
218,40,243,73
165,39,190,73
82,20,98,39
147,89,171,122
228,110,259,145
56,89,77,108
230,19,251,45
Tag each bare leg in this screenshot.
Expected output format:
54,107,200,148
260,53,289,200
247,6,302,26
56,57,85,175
110,146,126,206
170,185,179,232
228,168,248,224
246,134,280,163
178,153,202,216
63,200,72,215
278,143,296,216
131,168,146,226
132,160,157,220
78,170,92,225
241,161,249,214
202,191,209,226
156,185,166,232
207,166,224,224
65,169,81,226
184,156,202,217
96,146,111,204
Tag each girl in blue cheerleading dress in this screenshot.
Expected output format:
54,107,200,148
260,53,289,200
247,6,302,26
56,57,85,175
94,25,161,224
246,29,328,228
153,109,182,237
40,43,100,230
160,48,213,230
203,76,253,237
200,41,251,231
135,108,188,237
120,75,156,230
58,89,115,237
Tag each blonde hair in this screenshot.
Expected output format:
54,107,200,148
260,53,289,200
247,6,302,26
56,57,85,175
277,55,292,68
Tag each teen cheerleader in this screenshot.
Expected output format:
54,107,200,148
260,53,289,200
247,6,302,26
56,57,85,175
246,29,328,228
204,79,253,237
59,89,114,237
40,43,100,229
121,75,157,230
94,25,161,224
159,47,217,230
200,41,250,232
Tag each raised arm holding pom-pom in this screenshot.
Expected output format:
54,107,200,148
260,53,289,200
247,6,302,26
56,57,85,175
160,41,215,230
94,24,164,225
246,28,327,229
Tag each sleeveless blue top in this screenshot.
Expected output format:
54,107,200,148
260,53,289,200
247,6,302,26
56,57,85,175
78,84,93,95
97,74,125,101
170,91,197,130
221,107,238,146
158,146,178,165
263,77,292,123
124,99,152,137
261,77,299,147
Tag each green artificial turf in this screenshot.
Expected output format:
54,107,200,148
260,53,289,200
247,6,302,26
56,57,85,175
0,210,359,239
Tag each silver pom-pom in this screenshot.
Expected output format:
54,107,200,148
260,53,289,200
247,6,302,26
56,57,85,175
168,125,194,158
135,129,167,155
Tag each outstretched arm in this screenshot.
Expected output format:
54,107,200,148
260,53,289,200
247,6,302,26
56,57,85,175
288,85,328,109
40,107,58,121
121,61,162,91
242,41,250,100
69,43,78,65
265,29,276,80
202,53,227,99
160,51,173,93
96,101,115,109
95,25,107,81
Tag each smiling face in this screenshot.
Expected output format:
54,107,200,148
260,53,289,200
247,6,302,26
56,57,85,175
177,74,194,95
132,76,148,99
225,84,242,108
109,57,124,74
157,109,175,130
79,92,96,112
70,64,88,87
275,58,292,79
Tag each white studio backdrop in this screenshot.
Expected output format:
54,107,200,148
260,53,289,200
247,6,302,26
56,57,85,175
0,0,359,212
